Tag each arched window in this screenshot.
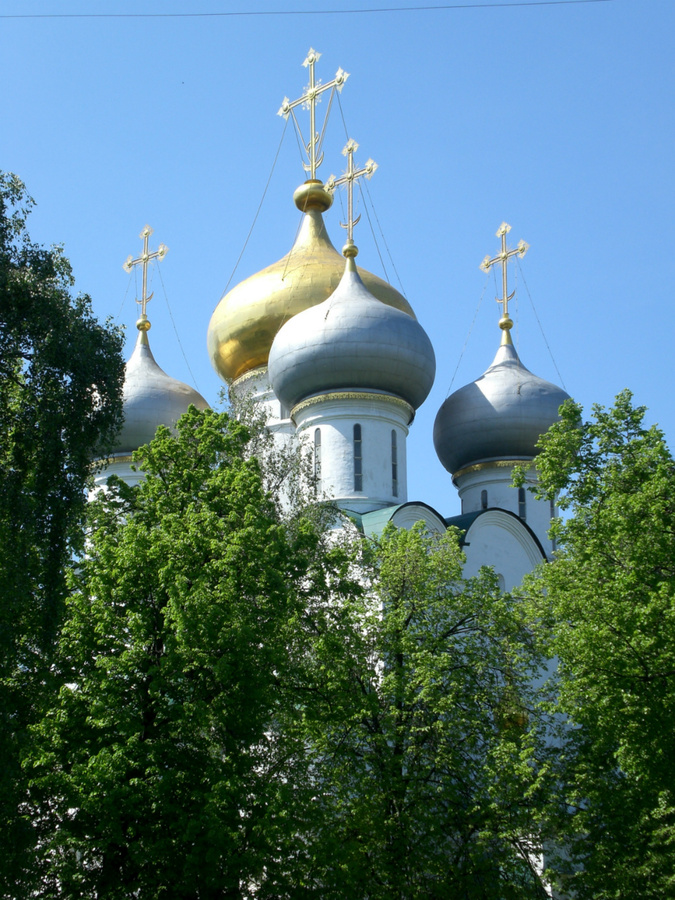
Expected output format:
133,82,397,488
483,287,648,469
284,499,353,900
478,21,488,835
353,424,363,492
481,489,488,510
391,430,398,497
518,487,527,520
314,428,322,484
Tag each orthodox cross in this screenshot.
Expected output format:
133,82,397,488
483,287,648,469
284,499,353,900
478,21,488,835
325,140,378,251
277,48,349,180
480,222,529,323
123,225,168,324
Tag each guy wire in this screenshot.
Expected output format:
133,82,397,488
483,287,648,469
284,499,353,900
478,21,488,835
157,262,202,393
516,257,567,391
218,117,288,300
446,276,489,397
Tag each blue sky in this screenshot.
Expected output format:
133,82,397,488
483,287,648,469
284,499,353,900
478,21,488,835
2,0,672,515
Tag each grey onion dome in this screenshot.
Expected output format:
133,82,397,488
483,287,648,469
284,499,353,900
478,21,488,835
433,340,569,475
113,329,210,455
268,256,436,411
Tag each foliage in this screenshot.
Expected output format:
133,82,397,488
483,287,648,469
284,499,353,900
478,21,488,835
21,403,555,898
222,383,326,530
0,173,124,896
524,390,675,898
27,408,327,898
294,522,552,899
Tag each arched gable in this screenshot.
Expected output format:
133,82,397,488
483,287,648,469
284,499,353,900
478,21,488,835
356,501,448,538
453,508,546,591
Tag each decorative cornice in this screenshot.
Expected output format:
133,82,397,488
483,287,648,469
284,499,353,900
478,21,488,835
231,365,268,389
93,454,135,469
291,390,414,424
453,458,535,480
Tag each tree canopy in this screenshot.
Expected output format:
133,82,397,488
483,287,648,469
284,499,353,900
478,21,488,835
0,172,124,895
5,170,672,896
29,409,322,897
0,173,124,649
523,390,675,898
17,405,554,899
296,522,552,898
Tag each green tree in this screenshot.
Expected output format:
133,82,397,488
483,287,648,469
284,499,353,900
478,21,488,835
24,403,555,899
523,391,675,898
295,523,553,899
28,408,329,898
0,173,124,896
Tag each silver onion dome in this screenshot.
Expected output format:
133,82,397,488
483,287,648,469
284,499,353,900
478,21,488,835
433,340,569,475
268,256,436,412
113,329,210,455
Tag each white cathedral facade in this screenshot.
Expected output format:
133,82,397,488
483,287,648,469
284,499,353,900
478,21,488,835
97,50,569,597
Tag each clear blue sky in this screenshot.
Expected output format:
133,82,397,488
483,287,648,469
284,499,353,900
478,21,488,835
2,0,672,515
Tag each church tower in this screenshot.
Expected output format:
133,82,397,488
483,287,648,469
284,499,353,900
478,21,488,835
205,50,418,444
434,223,569,560
268,140,435,513
96,226,209,489
204,52,568,565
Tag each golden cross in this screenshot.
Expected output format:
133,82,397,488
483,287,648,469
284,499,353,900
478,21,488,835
480,222,529,328
123,225,168,325
325,140,378,254
277,48,349,180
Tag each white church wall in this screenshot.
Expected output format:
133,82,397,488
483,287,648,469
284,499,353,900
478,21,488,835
93,456,145,491
455,463,556,558
390,502,447,534
291,392,412,513
460,509,545,591
229,365,294,431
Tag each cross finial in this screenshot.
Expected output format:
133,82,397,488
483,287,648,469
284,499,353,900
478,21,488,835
123,225,168,331
480,222,529,343
325,140,378,257
278,48,349,181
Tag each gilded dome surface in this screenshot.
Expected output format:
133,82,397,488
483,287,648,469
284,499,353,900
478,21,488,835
207,184,415,384
433,340,569,475
114,330,210,455
268,256,436,412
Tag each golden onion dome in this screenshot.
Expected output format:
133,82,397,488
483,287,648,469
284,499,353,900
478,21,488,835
207,180,415,384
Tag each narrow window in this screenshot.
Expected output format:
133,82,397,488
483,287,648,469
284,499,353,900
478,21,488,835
391,430,398,497
518,487,527,520
481,489,488,510
314,428,322,484
353,424,363,492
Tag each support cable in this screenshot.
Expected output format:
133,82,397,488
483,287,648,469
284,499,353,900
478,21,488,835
156,263,202,393
516,257,567,391
117,270,134,324
335,93,406,296
445,276,489,396
218,117,289,299
1,2,617,20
